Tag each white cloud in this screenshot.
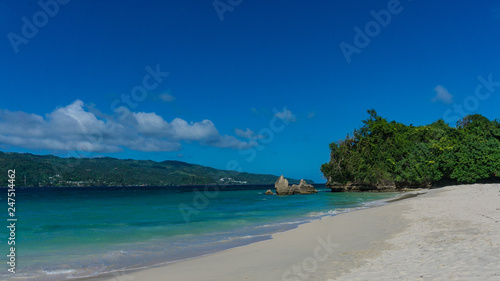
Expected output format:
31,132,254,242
159,93,175,102
0,100,255,153
274,108,296,122
432,85,454,104
307,112,315,119
205,135,257,149
133,112,170,136
235,128,264,140
170,118,219,141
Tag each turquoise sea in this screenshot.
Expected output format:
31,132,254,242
0,185,398,281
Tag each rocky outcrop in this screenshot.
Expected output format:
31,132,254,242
275,176,317,195
327,180,398,192
275,175,295,195
298,179,318,194
288,184,300,194
265,189,274,195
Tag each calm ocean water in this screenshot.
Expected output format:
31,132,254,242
0,185,398,281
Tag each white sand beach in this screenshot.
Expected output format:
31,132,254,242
99,184,500,281
334,184,500,281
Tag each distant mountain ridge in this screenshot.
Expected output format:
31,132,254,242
0,152,312,187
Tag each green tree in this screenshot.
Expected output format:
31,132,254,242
321,110,500,188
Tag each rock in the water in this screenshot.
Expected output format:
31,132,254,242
289,184,301,194
298,179,318,194
265,189,274,195
327,180,399,192
275,176,316,195
275,175,291,195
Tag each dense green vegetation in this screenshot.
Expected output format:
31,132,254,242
0,152,309,187
321,110,500,188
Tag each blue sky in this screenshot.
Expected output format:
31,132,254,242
1,0,500,182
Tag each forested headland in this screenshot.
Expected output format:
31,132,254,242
321,110,500,190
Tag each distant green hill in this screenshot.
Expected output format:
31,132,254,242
0,152,311,187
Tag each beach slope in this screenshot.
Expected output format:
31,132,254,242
100,184,500,281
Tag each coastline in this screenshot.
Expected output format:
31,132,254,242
5,185,398,281
84,190,417,281
90,184,500,281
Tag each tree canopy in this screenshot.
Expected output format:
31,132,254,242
321,110,500,188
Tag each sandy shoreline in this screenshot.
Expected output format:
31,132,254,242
93,184,500,281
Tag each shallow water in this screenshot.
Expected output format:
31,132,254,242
0,185,398,280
